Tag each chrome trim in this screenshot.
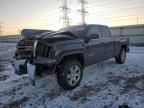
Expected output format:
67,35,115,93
33,40,38,57
27,62,36,85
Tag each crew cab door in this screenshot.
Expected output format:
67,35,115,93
100,26,115,59
86,26,105,65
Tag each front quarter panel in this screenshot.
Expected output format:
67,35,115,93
54,40,86,64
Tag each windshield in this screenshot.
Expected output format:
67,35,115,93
58,25,86,38
42,25,86,39
42,31,75,39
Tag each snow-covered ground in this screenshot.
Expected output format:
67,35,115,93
0,43,144,108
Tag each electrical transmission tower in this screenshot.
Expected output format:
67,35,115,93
59,0,71,27
78,0,88,25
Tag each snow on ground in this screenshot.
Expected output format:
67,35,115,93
0,43,144,108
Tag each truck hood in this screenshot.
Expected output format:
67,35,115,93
21,29,76,40
21,29,54,39
42,35,74,43
18,34,75,46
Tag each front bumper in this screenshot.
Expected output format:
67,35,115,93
11,59,36,85
11,59,28,75
11,57,57,85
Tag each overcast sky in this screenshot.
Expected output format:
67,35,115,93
0,0,144,35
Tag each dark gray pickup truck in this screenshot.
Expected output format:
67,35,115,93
12,24,129,90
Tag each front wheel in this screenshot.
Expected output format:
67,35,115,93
56,59,83,90
115,48,126,64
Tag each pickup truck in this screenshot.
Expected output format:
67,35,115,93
12,24,129,90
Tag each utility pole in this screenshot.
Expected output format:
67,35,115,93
0,23,2,36
78,0,88,25
59,0,70,27
137,16,139,25
18,28,21,35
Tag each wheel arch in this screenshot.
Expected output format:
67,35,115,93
121,44,127,51
57,53,85,69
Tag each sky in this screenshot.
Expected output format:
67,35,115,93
0,0,144,35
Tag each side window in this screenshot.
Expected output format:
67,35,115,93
87,26,101,37
100,26,111,38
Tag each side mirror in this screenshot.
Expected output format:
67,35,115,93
85,34,99,43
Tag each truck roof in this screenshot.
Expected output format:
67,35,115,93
60,24,108,30
58,24,109,38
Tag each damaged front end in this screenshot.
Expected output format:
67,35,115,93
11,59,36,85
11,39,57,85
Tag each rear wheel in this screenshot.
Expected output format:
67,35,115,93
56,59,83,90
115,48,126,64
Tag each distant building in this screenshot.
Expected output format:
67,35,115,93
111,24,144,46
0,35,21,43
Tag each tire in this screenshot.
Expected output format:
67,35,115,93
115,48,126,64
56,59,83,90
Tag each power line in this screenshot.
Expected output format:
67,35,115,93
59,0,71,27
89,13,144,20
87,0,144,9
87,4,144,14
78,0,88,25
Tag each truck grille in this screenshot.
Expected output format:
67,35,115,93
16,40,34,58
36,43,51,57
